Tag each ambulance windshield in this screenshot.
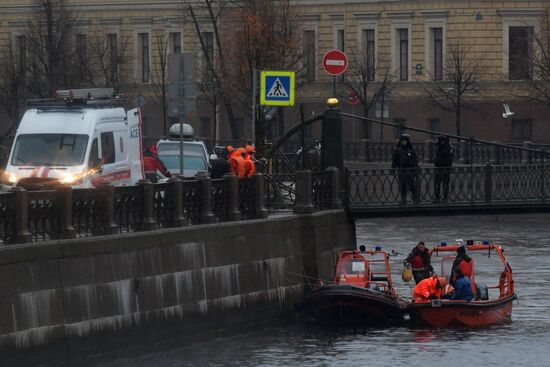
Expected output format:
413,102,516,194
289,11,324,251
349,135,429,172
11,134,89,166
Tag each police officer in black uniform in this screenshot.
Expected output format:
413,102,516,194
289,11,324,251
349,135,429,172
433,135,454,202
391,134,419,204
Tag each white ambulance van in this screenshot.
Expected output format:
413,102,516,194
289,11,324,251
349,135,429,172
1,89,144,190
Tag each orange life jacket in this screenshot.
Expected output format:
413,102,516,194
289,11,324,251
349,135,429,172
243,154,255,178
458,259,473,278
413,276,441,302
228,151,246,178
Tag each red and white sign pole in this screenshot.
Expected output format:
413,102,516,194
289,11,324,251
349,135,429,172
322,50,349,97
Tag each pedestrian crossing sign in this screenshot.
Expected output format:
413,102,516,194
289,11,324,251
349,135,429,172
260,71,295,106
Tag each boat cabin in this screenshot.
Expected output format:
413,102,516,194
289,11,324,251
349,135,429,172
334,248,396,298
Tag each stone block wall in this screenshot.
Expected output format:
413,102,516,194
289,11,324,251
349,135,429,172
0,209,355,366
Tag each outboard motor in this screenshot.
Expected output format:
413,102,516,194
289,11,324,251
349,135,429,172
476,283,489,300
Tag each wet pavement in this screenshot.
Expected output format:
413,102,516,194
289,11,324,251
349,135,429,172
98,213,550,367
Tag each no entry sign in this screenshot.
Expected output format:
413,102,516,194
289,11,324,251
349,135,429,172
323,50,348,76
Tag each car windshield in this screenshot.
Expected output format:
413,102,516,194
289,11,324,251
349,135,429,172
160,155,208,171
11,133,89,166
157,142,205,155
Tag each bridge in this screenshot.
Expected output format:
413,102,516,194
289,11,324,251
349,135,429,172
264,101,550,217
2,98,550,244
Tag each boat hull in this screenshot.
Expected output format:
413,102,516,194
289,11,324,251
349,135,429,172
299,284,404,325
406,294,517,327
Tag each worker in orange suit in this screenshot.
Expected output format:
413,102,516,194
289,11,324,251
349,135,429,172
226,146,246,178
241,145,256,178
413,276,447,303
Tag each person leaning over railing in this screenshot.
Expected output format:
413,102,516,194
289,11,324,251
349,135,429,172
226,146,246,178
242,145,256,178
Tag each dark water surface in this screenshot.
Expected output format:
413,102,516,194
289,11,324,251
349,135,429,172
100,214,550,367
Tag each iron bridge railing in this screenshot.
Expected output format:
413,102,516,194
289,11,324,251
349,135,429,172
346,164,550,212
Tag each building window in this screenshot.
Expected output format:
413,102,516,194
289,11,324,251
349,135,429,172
75,34,87,79
201,117,211,138
304,123,312,139
234,117,244,139
512,119,532,139
394,118,406,138
15,35,27,73
75,34,87,63
170,32,181,54
398,29,408,81
429,118,441,137
362,29,375,81
337,29,345,52
138,33,150,83
107,33,118,83
509,27,533,80
432,28,443,80
202,31,214,61
375,90,389,119
303,30,316,82
364,121,372,140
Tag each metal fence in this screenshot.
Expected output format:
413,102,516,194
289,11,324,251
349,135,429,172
0,174,269,245
364,140,550,166
346,164,550,213
0,166,344,245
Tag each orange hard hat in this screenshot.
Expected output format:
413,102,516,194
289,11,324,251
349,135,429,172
437,276,447,288
226,145,235,153
238,147,246,154
245,144,256,154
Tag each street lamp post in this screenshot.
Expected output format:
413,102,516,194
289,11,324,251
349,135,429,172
179,122,184,176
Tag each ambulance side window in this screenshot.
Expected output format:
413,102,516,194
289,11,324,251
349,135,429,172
101,132,115,164
88,138,100,168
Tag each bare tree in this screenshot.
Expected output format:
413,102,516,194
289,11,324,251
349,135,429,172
189,0,241,139
87,28,133,92
425,41,484,136
343,47,394,139
0,39,28,145
530,11,550,107
225,0,302,144
197,65,223,145
25,0,78,97
188,0,301,142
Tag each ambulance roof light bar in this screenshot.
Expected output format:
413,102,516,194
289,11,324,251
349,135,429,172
27,88,122,109
56,88,117,101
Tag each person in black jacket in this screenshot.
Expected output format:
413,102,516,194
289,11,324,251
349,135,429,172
391,134,419,204
210,158,231,179
433,136,454,202
404,241,434,284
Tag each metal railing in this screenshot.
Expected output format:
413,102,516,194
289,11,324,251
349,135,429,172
312,171,332,210
342,112,550,166
0,174,270,245
0,192,16,244
346,165,550,212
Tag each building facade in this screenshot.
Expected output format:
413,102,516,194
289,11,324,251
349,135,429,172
0,0,549,146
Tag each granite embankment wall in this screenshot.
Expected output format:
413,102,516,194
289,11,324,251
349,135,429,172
0,210,355,366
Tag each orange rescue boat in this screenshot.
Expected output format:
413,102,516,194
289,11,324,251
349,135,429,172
406,242,516,328
299,248,406,325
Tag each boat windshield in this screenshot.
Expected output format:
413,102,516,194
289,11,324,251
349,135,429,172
11,134,89,166
337,259,366,276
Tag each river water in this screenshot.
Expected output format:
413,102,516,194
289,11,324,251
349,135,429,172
99,214,550,367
